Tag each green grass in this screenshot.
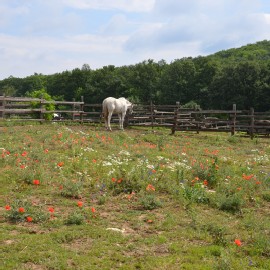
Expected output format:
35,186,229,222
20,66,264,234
0,124,270,270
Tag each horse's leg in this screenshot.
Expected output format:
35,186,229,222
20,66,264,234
121,113,125,130
104,113,107,129
108,112,113,131
118,113,123,129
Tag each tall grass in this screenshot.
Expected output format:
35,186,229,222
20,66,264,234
0,124,269,269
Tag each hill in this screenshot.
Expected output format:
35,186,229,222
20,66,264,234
209,40,270,62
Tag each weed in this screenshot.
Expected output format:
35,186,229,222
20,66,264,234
217,194,243,213
182,183,209,204
205,224,228,246
60,179,83,199
139,194,162,210
4,199,49,223
227,135,240,144
191,157,219,188
262,191,270,202
64,211,85,225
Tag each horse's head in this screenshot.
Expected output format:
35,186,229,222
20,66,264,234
126,100,133,114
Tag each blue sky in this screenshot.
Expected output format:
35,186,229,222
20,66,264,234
0,0,270,79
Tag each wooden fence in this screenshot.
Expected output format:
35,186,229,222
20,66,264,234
1,96,270,137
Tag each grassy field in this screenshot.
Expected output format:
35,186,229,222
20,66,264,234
0,123,269,270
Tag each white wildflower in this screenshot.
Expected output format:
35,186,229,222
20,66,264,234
102,161,112,166
119,150,130,156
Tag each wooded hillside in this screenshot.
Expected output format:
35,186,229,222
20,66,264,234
1,40,270,111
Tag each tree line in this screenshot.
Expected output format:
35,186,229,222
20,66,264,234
1,40,270,111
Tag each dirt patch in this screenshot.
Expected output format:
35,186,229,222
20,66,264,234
3,239,16,245
62,237,93,252
22,262,47,270
154,244,170,255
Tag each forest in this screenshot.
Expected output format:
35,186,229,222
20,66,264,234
1,40,270,111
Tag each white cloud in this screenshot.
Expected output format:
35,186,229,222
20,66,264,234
0,0,270,79
0,33,130,78
0,3,28,28
124,0,270,55
62,0,155,12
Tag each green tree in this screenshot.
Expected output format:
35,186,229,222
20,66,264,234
27,89,55,120
128,60,163,103
159,58,196,104
0,85,16,96
209,62,265,110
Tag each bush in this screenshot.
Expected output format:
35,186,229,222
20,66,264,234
262,191,270,202
64,211,85,225
205,224,228,246
60,179,83,199
27,89,55,120
139,194,162,210
218,194,243,213
4,199,49,223
182,183,209,204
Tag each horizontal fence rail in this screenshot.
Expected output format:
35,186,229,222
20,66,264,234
0,96,270,138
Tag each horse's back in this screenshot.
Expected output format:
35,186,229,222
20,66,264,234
103,97,127,114
102,97,115,113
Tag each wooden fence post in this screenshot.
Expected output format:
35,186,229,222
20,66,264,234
249,107,254,139
72,98,75,121
231,104,236,136
150,101,154,129
80,96,84,124
171,107,179,135
0,95,6,119
40,98,45,124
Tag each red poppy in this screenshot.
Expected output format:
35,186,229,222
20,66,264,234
21,151,28,157
44,149,49,153
57,162,64,167
127,191,135,200
92,159,97,163
146,184,155,191
77,201,83,207
112,177,116,182
117,178,123,184
203,180,208,186
234,239,242,246
18,207,25,213
91,207,96,213
33,179,40,185
242,173,254,180
26,216,33,222
48,207,55,213
5,205,11,211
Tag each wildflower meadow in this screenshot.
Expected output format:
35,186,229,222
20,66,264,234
0,123,269,270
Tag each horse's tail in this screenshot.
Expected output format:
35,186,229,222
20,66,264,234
102,100,108,118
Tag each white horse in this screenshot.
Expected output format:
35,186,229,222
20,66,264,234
102,97,133,131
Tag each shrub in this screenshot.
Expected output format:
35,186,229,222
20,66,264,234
60,179,83,199
139,194,162,210
262,191,270,202
4,199,49,223
217,194,243,213
64,211,85,225
205,224,228,246
192,157,219,189
27,89,55,120
182,183,209,204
